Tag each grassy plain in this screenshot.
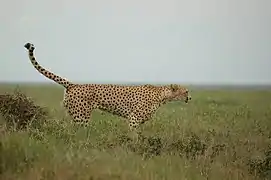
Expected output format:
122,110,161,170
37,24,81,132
1,84,271,180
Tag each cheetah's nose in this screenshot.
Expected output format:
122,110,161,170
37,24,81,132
185,96,191,103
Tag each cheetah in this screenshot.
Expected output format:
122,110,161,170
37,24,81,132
24,42,191,135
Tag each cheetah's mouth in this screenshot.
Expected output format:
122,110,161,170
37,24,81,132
185,96,192,103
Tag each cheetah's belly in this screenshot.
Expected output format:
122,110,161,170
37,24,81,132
98,102,132,119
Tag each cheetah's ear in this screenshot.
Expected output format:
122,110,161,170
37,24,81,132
169,84,179,92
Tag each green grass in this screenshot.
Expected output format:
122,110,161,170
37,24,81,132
1,84,271,180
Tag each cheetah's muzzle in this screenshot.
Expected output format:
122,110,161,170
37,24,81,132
185,96,192,103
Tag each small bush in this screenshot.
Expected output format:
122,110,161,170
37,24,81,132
0,87,48,129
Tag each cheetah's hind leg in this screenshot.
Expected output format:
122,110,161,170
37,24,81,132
64,100,93,129
60,101,70,119
128,117,143,143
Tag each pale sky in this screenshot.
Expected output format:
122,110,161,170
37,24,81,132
1,0,270,84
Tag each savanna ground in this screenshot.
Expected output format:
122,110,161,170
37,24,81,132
1,83,271,180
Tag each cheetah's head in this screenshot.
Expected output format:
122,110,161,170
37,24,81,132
166,84,192,103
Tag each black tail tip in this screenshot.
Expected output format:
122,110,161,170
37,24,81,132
24,43,35,50
24,43,31,49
